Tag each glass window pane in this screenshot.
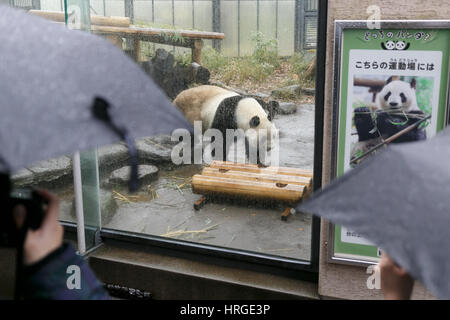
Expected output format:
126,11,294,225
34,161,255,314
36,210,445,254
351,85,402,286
16,0,318,264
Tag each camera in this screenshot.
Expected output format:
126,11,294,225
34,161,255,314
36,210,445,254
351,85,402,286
1,183,46,247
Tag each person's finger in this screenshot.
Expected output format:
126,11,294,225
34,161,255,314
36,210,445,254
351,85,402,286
36,189,60,222
373,264,381,275
13,204,26,229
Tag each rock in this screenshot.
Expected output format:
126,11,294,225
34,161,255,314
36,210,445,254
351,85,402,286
27,156,72,183
210,81,248,96
278,102,298,115
136,137,173,164
253,92,271,99
69,189,118,226
271,85,301,98
10,168,34,186
301,87,315,96
271,85,315,98
148,134,179,147
97,143,129,170
141,48,210,99
109,165,159,186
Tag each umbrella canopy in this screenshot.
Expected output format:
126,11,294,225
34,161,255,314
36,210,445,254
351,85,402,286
0,5,192,176
297,127,450,299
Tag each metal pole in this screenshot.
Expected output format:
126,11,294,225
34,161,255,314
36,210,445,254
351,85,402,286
124,0,134,23
295,0,305,52
275,0,278,40
237,0,240,56
256,0,260,33
152,0,155,23
172,0,175,51
192,0,195,29
212,0,221,51
172,0,175,26
310,0,327,271
32,0,41,10
73,152,86,254
300,0,306,51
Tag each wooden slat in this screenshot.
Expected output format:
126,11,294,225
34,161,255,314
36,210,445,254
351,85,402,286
192,175,306,203
28,10,225,40
201,167,312,187
29,10,131,27
209,161,313,178
91,25,225,40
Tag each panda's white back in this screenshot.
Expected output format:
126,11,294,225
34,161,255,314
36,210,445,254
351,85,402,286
173,85,238,132
201,92,239,131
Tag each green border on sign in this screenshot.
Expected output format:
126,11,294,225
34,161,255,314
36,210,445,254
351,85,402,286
334,28,450,260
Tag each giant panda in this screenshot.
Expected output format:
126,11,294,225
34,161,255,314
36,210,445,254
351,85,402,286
352,76,427,162
173,85,277,164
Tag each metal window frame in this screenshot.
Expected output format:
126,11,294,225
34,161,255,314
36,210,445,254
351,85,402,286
62,0,328,277
329,20,450,267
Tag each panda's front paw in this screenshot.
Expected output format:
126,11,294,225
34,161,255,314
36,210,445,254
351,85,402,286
354,107,379,141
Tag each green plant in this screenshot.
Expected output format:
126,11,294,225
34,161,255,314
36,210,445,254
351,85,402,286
202,45,230,72
174,50,192,67
158,30,185,45
140,41,155,60
289,50,316,87
251,32,280,68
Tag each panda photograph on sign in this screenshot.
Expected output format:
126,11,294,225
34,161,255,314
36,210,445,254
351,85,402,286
349,74,435,167
343,49,443,171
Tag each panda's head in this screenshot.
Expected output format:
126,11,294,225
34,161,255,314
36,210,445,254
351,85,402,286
378,76,417,112
395,41,406,50
235,97,277,151
382,40,410,51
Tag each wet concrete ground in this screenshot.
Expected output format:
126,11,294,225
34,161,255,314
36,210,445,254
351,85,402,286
59,103,315,261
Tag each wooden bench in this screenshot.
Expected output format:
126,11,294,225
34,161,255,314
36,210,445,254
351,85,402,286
91,25,224,64
192,161,313,221
29,10,225,65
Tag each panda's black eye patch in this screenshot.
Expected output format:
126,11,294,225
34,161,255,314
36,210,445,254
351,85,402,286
384,91,392,101
250,116,260,128
400,93,407,103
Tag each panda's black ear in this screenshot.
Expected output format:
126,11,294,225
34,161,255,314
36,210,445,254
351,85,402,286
250,116,260,128
267,101,279,121
410,77,416,89
386,76,394,84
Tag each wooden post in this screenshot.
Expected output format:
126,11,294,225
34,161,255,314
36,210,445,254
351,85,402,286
191,39,204,65
281,208,293,221
133,39,142,63
105,35,123,49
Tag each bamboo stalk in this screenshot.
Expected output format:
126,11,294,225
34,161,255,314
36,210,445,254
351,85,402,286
350,114,431,164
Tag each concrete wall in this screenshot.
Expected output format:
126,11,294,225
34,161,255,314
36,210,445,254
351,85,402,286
319,0,450,300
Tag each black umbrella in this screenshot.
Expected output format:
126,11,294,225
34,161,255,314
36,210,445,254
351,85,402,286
297,127,450,299
0,5,192,189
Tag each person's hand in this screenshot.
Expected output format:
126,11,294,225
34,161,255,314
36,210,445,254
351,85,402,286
376,252,414,300
13,189,64,266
